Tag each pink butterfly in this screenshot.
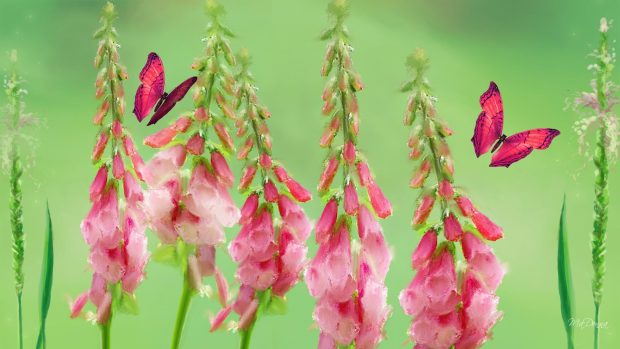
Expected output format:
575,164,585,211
471,81,560,167
133,52,197,126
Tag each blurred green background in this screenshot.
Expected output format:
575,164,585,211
1,0,619,348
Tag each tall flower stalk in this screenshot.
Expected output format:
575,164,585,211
398,49,505,349
141,1,240,348
572,18,618,349
205,48,312,349
3,50,39,349
70,4,150,349
306,1,393,347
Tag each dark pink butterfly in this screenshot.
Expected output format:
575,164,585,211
471,81,560,167
133,52,197,126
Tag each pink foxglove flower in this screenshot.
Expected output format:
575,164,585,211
72,4,149,334
307,4,393,347
398,49,504,349
140,4,241,347
216,49,312,341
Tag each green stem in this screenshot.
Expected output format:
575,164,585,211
594,302,600,349
239,321,255,349
239,290,270,349
100,319,111,349
17,292,23,349
171,270,193,349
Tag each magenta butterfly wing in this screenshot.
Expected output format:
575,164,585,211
471,81,504,157
133,52,165,121
147,76,197,126
490,128,560,167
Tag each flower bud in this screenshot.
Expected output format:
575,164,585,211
259,153,272,169
410,158,431,188
411,229,437,269
240,193,259,224
92,131,110,162
186,133,205,155
112,152,125,179
443,213,463,241
438,179,454,200
356,161,372,187
367,181,392,218
144,127,177,148
237,137,254,160
343,140,356,164
214,122,235,150
172,116,193,132
471,209,503,241
455,195,475,217
90,165,108,201
413,194,435,226
344,182,359,216
111,119,123,138
318,156,340,192
194,106,209,122
263,180,279,202
211,151,234,187
285,178,312,203
316,199,338,243
239,165,257,191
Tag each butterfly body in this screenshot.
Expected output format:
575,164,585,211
471,81,560,167
133,52,197,126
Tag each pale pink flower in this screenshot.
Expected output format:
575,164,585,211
143,145,186,187
461,232,505,292
277,194,312,241
314,298,360,345
306,224,356,302
409,311,462,349
357,206,391,279
81,187,121,250
272,229,308,296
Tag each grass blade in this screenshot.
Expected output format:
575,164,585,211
36,202,54,349
557,195,575,349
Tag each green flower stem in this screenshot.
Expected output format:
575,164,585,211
171,265,194,349
100,319,111,349
17,292,23,349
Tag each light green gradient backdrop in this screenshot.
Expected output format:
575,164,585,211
1,0,619,348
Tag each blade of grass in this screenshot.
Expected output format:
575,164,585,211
557,195,575,349
36,202,54,349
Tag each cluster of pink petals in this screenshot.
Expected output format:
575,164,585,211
215,155,312,331
399,231,504,349
307,203,392,349
142,144,240,293
73,127,149,323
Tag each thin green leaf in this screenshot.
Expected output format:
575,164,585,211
36,202,54,349
557,195,575,349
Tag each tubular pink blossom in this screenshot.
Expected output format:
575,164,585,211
438,179,454,200
366,181,392,218
112,152,125,179
471,210,503,241
259,153,272,169
210,305,233,332
410,159,431,188
284,177,312,202
344,182,359,215
185,134,205,155
277,194,312,241
122,172,143,204
343,140,356,164
144,126,177,148
211,151,234,187
318,156,339,192
143,145,186,187
356,161,372,187
461,232,505,292
239,165,257,190
273,166,289,182
92,131,109,161
90,165,108,201
315,199,338,244
263,180,279,202
240,193,259,224
443,213,463,242
214,268,229,307
455,195,475,217
411,230,437,269
413,194,435,226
